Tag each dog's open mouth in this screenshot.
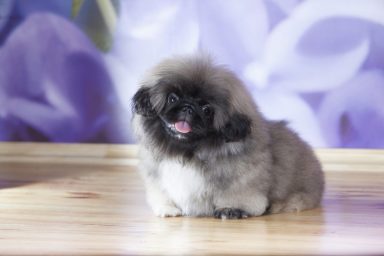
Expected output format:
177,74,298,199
174,121,191,133
161,117,192,140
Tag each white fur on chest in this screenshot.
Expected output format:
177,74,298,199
158,160,213,216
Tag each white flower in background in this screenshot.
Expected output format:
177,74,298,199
243,0,384,147
106,0,199,111
105,0,384,147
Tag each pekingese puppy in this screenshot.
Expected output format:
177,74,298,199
132,55,324,219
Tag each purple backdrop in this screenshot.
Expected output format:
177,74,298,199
1,0,384,148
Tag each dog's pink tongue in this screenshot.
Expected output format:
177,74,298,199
174,121,191,133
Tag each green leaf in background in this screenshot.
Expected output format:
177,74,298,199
71,0,119,52
71,0,85,18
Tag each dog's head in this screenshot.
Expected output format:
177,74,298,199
132,56,256,158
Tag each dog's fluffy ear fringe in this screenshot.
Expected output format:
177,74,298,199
132,87,156,117
221,113,252,142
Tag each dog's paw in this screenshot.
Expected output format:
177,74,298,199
214,208,249,220
153,205,182,218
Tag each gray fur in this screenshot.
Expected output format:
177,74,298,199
132,55,324,218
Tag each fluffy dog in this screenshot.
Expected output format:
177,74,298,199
132,55,324,219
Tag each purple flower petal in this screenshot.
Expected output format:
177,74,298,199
253,88,326,147
0,13,115,142
198,0,269,73
0,0,13,33
258,0,384,92
319,70,384,148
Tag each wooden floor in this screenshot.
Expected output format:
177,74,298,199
1,143,384,255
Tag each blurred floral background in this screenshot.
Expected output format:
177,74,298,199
0,0,383,148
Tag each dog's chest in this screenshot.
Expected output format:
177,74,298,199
158,160,213,216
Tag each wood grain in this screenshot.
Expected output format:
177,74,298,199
0,143,384,255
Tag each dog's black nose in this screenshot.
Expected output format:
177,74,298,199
182,105,194,115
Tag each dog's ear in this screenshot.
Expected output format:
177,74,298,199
221,113,251,142
132,87,156,117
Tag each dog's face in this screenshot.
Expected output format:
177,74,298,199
132,58,252,158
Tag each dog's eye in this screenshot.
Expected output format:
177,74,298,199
202,105,212,116
168,93,179,104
